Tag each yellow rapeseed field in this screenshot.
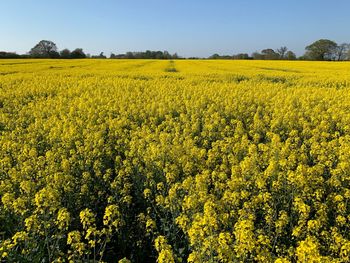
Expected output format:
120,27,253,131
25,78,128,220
1,59,350,262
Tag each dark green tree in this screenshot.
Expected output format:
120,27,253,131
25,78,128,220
261,49,279,60
233,53,250,60
60,49,71,59
285,50,297,60
252,52,264,60
305,39,337,60
209,54,220,59
70,48,86,59
29,40,59,58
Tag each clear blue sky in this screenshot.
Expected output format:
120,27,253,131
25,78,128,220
1,0,350,57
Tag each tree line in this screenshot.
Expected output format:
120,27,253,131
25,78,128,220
1,39,350,60
0,40,179,60
210,40,350,61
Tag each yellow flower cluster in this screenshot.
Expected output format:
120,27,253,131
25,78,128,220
1,59,350,262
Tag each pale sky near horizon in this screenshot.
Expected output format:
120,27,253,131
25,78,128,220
1,0,350,57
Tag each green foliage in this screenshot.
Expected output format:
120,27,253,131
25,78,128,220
305,39,338,60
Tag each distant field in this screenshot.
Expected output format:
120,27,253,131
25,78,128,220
1,59,350,262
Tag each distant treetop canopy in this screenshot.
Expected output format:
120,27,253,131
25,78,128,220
0,39,349,60
29,40,59,58
210,39,349,61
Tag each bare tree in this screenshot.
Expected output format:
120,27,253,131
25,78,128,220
335,43,350,61
277,46,288,59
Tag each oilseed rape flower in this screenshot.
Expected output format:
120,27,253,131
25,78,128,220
1,59,350,261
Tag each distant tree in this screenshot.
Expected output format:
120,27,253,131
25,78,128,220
60,49,71,59
114,54,127,59
112,50,179,59
110,53,116,59
29,40,58,58
285,51,297,60
125,52,134,59
277,46,288,59
252,52,264,60
0,51,21,59
92,52,107,59
163,51,172,59
143,50,151,59
233,53,250,60
261,49,279,60
70,48,86,59
305,39,337,60
298,55,308,60
50,51,60,58
334,43,350,61
209,54,220,59
154,51,163,59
